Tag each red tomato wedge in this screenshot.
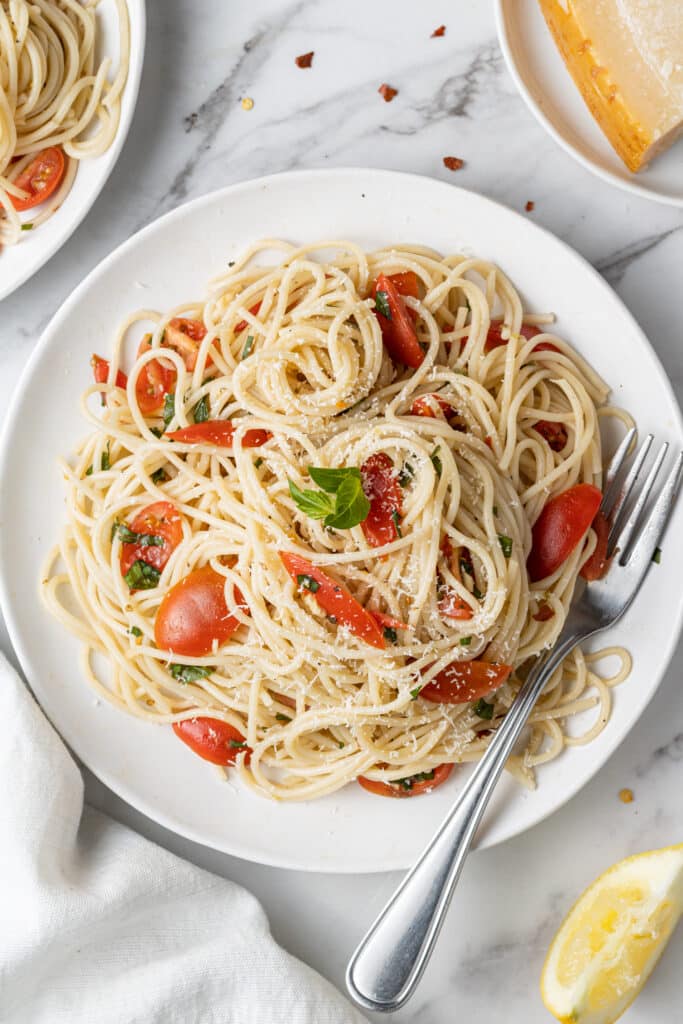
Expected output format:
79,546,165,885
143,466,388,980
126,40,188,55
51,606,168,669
485,321,559,354
155,564,248,657
527,483,602,583
371,273,424,368
135,335,177,415
279,552,385,649
173,718,251,766
369,610,410,632
119,501,183,578
438,538,474,620
360,453,403,547
91,355,128,405
358,763,453,798
388,271,420,300
410,393,451,419
10,146,66,211
580,510,611,581
166,421,271,447
163,317,208,372
534,419,568,452
419,661,512,703
234,301,262,334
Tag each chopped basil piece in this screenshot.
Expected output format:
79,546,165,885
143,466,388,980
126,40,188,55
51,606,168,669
493,505,499,516
100,442,111,471
229,739,248,749
162,392,175,427
150,427,163,438
430,447,442,478
124,560,161,590
113,522,164,547
652,547,662,564
472,586,484,600
418,340,429,354
151,467,168,484
374,290,391,319
253,457,264,469
398,461,414,487
275,712,292,722
390,509,402,537
297,573,320,593
459,636,472,646
498,534,513,559
241,334,255,360
21,222,33,231
193,394,210,423
472,698,494,720
394,769,435,791
85,465,93,476
169,663,215,683
410,686,421,700
337,741,345,749
288,480,336,520
129,626,143,637
383,626,398,644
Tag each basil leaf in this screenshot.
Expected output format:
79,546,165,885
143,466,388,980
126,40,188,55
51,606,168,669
229,739,248,749
114,523,164,547
275,712,292,722
150,427,163,439
324,474,370,530
21,222,33,231
193,394,210,423
383,626,398,644
498,534,513,559
101,442,111,471
374,290,391,319
241,334,255,360
410,686,421,700
151,467,168,484
430,446,442,478
390,509,402,537
296,573,320,593
472,697,494,720
124,560,161,590
288,479,336,520
307,466,361,493
394,769,435,791
129,626,143,637
169,663,215,683
162,392,175,427
459,636,472,646
253,457,264,469
85,465,93,476
398,461,414,487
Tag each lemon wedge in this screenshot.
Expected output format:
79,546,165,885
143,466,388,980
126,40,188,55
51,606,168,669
541,844,683,1024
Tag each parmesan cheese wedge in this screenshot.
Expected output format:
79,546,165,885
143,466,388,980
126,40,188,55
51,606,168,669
538,0,683,172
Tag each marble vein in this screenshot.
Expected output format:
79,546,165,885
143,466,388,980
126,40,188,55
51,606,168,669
596,225,682,285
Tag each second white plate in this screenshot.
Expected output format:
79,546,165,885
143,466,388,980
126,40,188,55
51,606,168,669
496,0,683,208
1,169,682,871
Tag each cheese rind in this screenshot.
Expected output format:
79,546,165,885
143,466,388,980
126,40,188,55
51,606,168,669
538,0,683,172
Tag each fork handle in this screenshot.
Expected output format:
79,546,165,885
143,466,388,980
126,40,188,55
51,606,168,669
345,629,583,1013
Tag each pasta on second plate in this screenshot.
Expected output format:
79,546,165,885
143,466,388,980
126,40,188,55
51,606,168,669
43,240,631,801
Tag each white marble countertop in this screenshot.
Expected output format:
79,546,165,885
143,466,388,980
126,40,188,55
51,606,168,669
2,1,682,1021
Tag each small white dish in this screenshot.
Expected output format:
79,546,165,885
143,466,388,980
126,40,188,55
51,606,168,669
495,0,683,207
1,168,681,872
0,0,146,302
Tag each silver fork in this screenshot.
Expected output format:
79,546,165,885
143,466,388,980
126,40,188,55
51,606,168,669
346,428,683,1014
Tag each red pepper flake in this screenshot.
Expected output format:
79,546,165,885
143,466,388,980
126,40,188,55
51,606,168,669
443,156,464,171
378,83,398,102
295,51,314,69
533,601,555,622
431,25,446,37
525,200,535,212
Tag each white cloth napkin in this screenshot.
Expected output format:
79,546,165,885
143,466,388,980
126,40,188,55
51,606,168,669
0,654,368,1024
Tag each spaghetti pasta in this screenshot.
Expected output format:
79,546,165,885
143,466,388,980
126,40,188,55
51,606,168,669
42,240,632,800
0,0,129,246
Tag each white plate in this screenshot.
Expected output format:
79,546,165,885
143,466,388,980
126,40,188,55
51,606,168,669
495,0,683,207
0,0,146,302
1,169,681,872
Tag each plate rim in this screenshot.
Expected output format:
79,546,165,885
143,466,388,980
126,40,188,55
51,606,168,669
0,0,147,303
1,167,682,872
494,0,683,209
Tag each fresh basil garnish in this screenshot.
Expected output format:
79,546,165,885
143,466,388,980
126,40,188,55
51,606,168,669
124,560,161,590
374,290,391,319
193,394,209,423
162,392,175,427
498,534,513,559
241,334,255,360
113,522,164,547
288,466,370,530
472,697,494,720
169,663,215,683
430,446,443,478
296,573,320,593
394,769,435,791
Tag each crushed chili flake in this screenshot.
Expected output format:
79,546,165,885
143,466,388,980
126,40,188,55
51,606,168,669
295,51,314,68
431,25,446,37
378,83,398,102
525,200,535,212
443,156,464,171
619,788,634,804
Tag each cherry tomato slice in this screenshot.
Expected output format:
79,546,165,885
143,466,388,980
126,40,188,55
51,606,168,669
410,393,451,419
163,317,208,372
358,763,453,798
371,273,424,368
166,421,271,447
527,483,602,583
419,661,512,703
438,538,474,620
361,453,403,547
369,610,410,632
534,419,568,452
91,354,128,405
155,564,248,657
119,501,183,578
135,335,177,415
234,301,262,334
580,510,611,581
485,322,559,354
279,552,385,649
11,146,66,211
173,717,251,766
